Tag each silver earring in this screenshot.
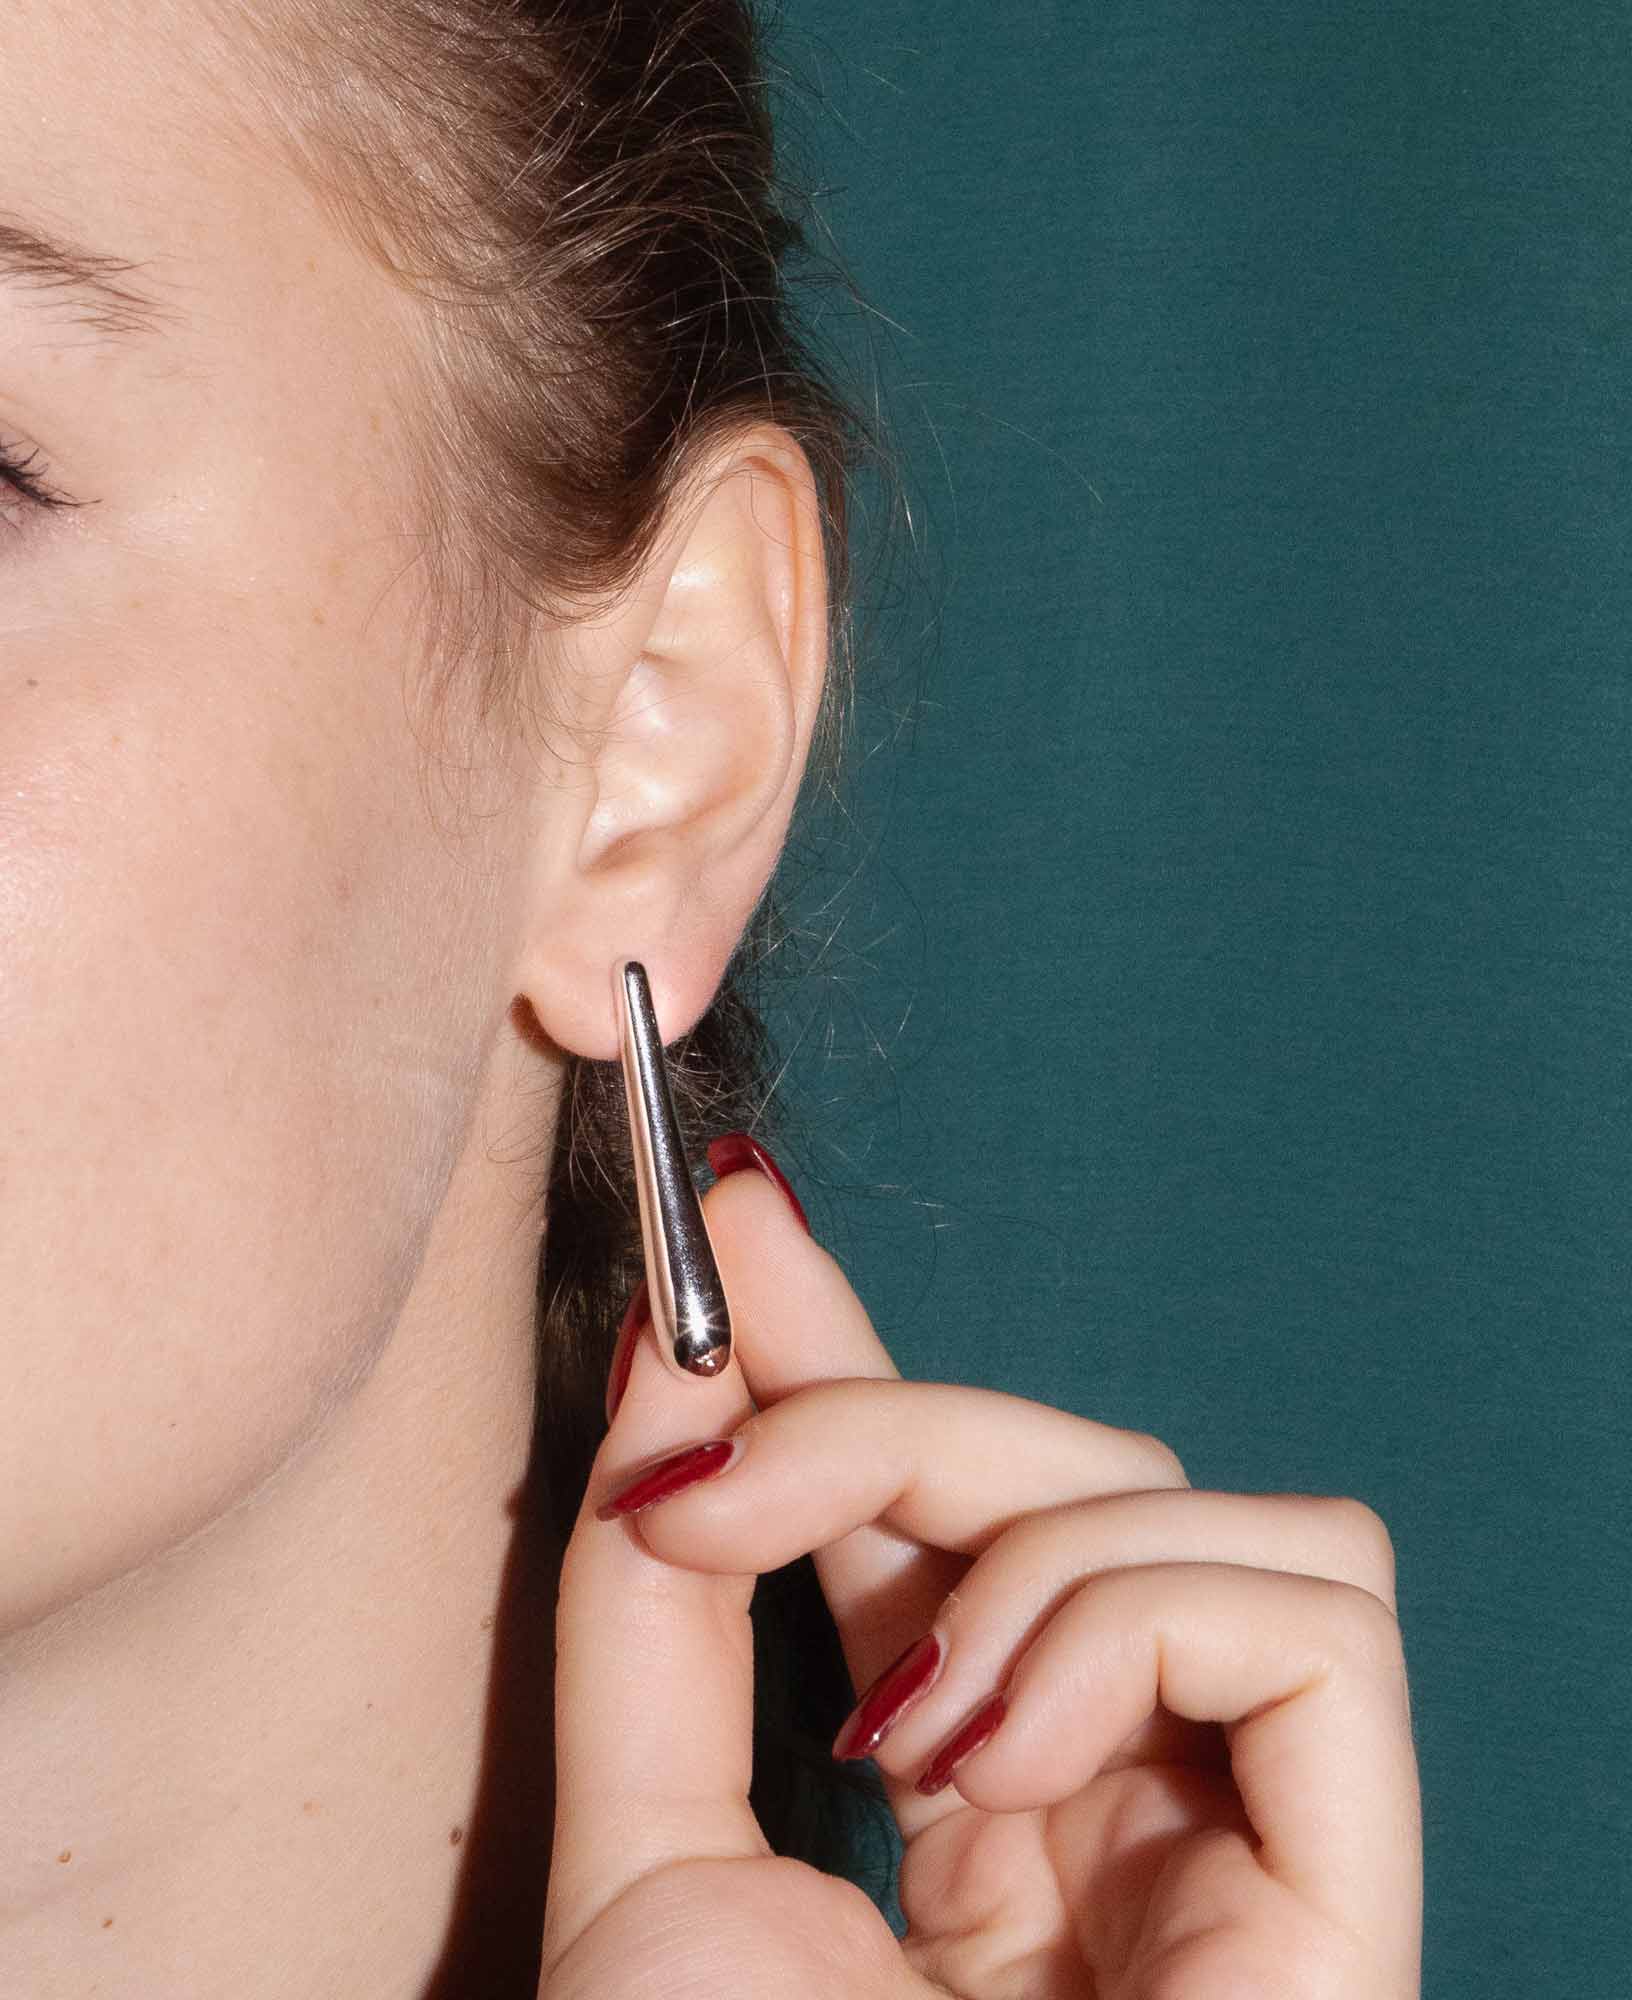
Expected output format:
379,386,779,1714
614,957,733,1380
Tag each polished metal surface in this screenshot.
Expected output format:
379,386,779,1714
615,957,733,1380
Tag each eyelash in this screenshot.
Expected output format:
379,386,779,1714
0,438,77,514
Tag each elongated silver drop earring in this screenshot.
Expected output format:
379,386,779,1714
614,957,733,1380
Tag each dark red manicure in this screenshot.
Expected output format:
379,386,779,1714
831,1632,944,1762
604,1279,650,1426
594,1435,743,1521
706,1131,811,1235
914,1693,1008,1796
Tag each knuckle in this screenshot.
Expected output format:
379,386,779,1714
769,1860,895,1963
1318,1494,1398,1598
1131,1431,1190,1488
1327,1574,1408,1678
1137,1925,1278,2000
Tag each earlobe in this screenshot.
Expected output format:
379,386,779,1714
513,425,829,1064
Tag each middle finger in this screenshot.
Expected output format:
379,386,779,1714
621,1374,1191,1575
690,1160,1183,1707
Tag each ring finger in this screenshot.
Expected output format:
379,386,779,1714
854,1486,1397,1782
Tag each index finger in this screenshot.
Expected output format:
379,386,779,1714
699,1142,966,1680
701,1136,902,1401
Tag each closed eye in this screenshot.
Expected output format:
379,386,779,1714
0,436,81,518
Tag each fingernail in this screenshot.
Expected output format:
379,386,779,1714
706,1131,811,1235
594,1434,744,1521
604,1279,650,1426
831,1631,944,1762
914,1693,1008,1797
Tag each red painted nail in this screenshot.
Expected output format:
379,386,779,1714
705,1131,811,1235
831,1632,944,1762
604,1279,650,1426
594,1435,743,1521
914,1693,1008,1797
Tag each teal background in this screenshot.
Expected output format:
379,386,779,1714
764,2,1630,1989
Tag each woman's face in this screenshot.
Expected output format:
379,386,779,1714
0,3,533,1637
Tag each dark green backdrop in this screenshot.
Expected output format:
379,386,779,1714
762,2,1630,1989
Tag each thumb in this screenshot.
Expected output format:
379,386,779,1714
539,1280,766,1978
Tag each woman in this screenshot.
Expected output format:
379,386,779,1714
0,1,1423,1995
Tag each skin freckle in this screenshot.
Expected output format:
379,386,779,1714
0,5,877,1996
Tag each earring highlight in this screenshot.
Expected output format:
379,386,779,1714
614,958,733,1381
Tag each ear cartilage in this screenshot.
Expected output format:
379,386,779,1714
614,958,734,1381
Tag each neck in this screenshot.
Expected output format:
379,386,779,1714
0,1136,564,2000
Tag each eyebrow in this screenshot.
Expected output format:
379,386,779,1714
0,213,177,343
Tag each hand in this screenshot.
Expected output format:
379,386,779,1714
539,1142,1423,1998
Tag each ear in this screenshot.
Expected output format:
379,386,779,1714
512,423,829,1062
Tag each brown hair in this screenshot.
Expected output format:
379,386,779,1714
223,0,891,1886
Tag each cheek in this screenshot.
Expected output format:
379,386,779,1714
0,579,502,1639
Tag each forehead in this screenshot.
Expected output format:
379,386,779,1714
0,0,404,369
0,4,239,308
